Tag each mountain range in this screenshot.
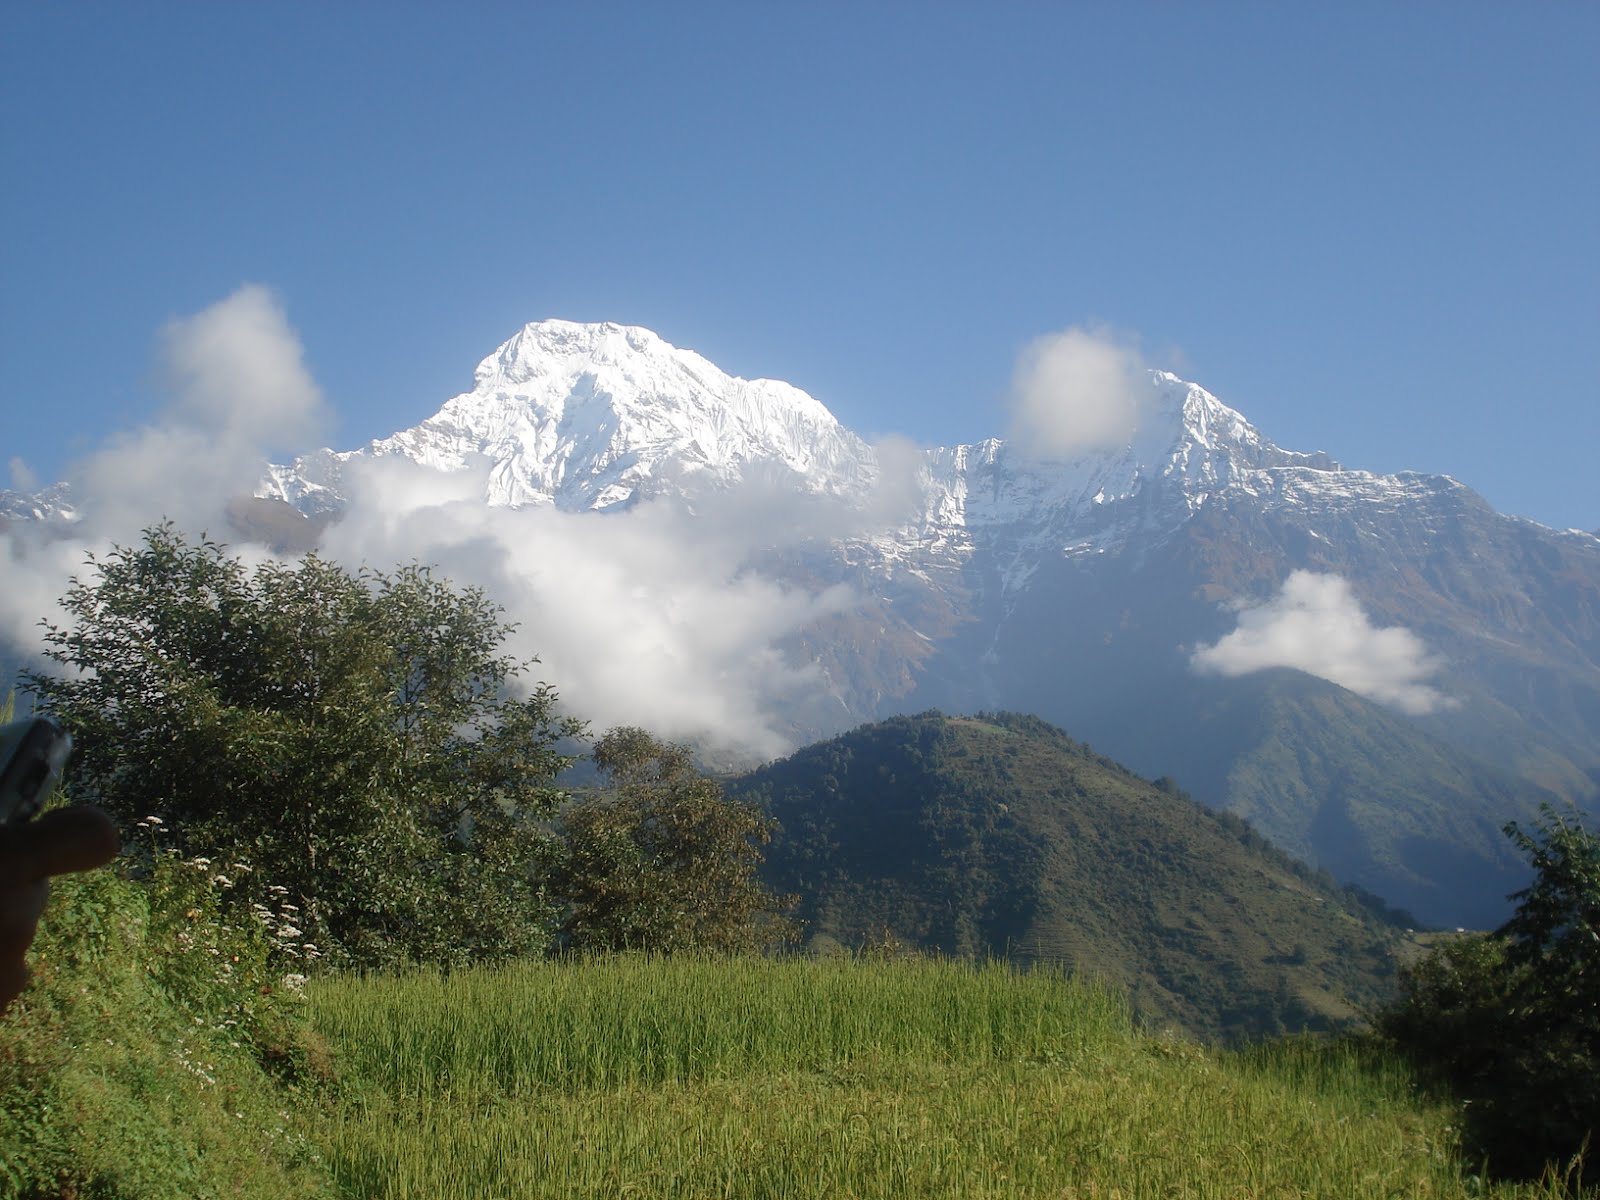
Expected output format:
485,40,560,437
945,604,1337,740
14,320,1600,928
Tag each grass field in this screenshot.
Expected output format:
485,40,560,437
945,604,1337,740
306,955,1580,1199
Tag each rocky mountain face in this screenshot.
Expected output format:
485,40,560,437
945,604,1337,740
19,319,1596,927
250,320,1600,927
263,321,876,516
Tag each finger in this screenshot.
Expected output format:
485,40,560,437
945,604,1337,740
0,959,30,1012
0,880,48,952
0,807,121,880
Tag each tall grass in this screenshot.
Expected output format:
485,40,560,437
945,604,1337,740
309,954,1130,1095
307,956,1578,1199
0,861,331,1199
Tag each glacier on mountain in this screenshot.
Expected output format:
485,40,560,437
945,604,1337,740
264,320,877,517
258,320,1360,572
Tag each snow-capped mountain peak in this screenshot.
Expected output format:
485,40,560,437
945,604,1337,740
1145,371,1337,475
899,370,1343,570
270,320,876,513
260,320,1360,562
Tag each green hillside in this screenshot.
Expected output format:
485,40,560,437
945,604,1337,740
731,711,1414,1040
1098,669,1547,929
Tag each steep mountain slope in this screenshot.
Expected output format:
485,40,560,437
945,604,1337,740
263,320,876,514
906,458,1598,924
15,319,1598,928
1089,669,1543,929
252,321,1599,925
730,712,1412,1041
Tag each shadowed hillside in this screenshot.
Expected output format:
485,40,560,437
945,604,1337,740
732,712,1416,1041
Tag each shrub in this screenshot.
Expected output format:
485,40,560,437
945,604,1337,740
1378,805,1598,1183
26,525,584,969
0,829,332,1198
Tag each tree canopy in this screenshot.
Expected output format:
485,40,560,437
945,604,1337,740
1377,804,1599,1183
554,727,794,954
27,524,585,968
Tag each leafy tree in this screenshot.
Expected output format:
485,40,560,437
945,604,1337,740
554,727,794,954
26,524,584,969
1501,807,1600,1022
1377,804,1599,1183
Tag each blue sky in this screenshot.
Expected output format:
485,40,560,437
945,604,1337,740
4,3,1596,528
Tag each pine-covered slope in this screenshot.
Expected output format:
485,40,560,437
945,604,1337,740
731,711,1413,1041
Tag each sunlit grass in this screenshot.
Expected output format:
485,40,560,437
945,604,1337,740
0,867,332,1199
307,955,1575,1199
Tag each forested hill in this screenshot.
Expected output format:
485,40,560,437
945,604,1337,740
730,712,1417,1041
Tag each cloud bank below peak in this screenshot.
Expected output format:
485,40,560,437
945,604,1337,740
1189,571,1451,715
1,287,864,761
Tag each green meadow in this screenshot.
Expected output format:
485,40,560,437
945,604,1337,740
2,868,1588,1199
304,956,1577,1200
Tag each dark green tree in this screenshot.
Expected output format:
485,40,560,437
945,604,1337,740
26,524,585,968
1377,804,1599,1183
554,727,794,954
1501,807,1600,1021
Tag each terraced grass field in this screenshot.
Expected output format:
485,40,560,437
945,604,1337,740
306,955,1579,1199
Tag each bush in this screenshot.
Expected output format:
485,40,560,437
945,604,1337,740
26,525,584,969
0,829,332,1198
1378,805,1599,1183
553,728,795,954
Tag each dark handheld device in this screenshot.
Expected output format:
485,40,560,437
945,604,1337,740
0,718,73,828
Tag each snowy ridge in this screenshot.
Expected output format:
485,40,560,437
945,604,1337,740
0,483,76,525
265,320,876,513
903,372,1344,568
254,319,1478,581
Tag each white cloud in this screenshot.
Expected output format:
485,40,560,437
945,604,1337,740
1190,570,1450,715
159,284,327,453
1008,325,1152,459
2,288,866,761
59,286,333,546
864,435,929,530
0,286,333,656
321,455,854,760
0,532,90,667
8,458,36,491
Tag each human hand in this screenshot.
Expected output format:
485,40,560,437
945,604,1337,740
0,806,120,1011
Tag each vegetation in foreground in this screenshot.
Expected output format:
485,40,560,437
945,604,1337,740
1378,805,1600,1186
0,843,332,1199
735,711,1414,1040
3,526,1595,1195
305,954,1577,1199
3,814,1594,1200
